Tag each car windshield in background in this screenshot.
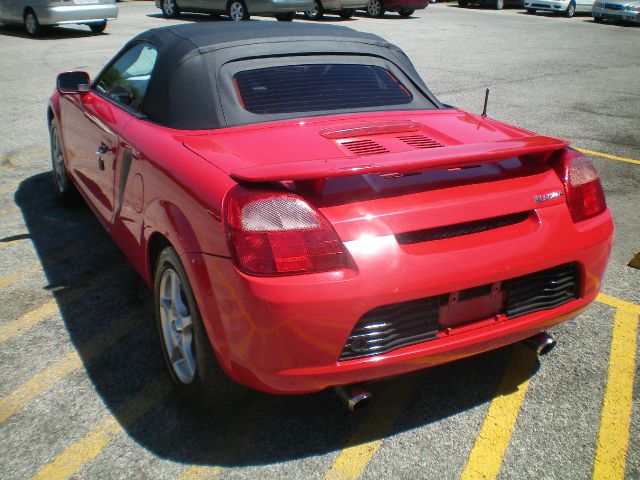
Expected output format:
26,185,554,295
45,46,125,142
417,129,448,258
233,64,413,115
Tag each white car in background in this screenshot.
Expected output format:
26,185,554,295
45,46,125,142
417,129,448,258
0,0,117,36
592,0,640,23
524,0,593,16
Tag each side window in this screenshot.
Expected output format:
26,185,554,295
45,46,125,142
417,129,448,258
94,43,158,112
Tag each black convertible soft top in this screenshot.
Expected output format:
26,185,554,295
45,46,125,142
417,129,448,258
111,22,442,129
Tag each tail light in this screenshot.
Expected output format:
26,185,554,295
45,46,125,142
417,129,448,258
553,149,607,223
223,188,349,276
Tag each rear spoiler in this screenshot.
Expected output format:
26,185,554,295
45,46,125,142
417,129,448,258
230,135,568,183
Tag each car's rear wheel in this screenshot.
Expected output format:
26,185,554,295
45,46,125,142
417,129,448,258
366,0,385,17
494,0,504,9
24,10,42,37
526,7,536,12
89,20,107,33
304,0,324,19
339,8,355,18
398,8,414,16
154,247,249,405
50,119,79,204
564,1,575,16
275,12,295,20
228,0,250,20
161,0,180,17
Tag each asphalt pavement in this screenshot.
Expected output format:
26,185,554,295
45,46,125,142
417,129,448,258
0,2,638,479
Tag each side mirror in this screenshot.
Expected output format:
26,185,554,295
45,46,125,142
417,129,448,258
57,71,91,94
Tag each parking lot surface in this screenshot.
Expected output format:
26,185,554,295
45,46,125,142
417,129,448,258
0,2,638,479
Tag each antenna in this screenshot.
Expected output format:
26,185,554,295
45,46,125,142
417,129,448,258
481,88,490,118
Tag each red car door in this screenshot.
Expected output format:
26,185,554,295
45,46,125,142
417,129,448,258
60,93,127,225
60,42,158,226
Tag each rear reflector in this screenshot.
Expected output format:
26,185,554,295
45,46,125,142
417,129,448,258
554,149,607,223
223,188,349,276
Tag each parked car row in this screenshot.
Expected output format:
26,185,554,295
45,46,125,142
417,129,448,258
0,0,636,37
156,0,429,21
459,0,639,23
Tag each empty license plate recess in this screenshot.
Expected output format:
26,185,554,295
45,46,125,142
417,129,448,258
439,282,505,328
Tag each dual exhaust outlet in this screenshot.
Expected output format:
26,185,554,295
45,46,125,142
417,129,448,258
334,331,557,411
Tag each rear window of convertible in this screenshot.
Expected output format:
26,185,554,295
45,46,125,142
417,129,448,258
233,64,413,115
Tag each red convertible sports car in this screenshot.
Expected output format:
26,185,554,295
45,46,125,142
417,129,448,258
49,23,613,408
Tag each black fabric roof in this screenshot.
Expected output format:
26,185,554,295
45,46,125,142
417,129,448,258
109,22,443,129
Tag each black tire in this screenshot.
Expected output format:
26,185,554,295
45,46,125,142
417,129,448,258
304,0,324,19
275,12,295,20
458,0,468,6
526,8,536,13
593,14,603,22
366,0,385,17
398,8,414,16
564,1,575,17
24,10,42,37
339,8,355,18
494,0,504,9
49,119,79,204
89,20,107,33
227,0,250,20
161,0,180,17
154,247,249,405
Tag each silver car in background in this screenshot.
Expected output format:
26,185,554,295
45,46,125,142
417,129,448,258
156,0,313,21
0,0,117,36
592,0,640,22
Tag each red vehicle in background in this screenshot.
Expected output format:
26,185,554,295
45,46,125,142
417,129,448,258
49,23,613,408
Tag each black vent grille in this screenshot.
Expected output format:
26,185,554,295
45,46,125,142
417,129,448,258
341,139,389,156
339,263,580,361
396,212,530,245
397,134,443,149
504,263,579,318
339,295,444,361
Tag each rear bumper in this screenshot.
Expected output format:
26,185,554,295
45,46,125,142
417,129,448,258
192,206,613,394
36,4,117,25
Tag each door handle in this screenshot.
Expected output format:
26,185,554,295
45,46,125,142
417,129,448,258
96,143,109,155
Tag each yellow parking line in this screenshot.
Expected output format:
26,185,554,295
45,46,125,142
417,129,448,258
31,378,172,480
323,379,415,480
597,293,640,315
0,309,146,424
0,262,127,344
0,232,104,290
575,148,640,166
592,308,638,480
0,299,59,343
460,344,536,480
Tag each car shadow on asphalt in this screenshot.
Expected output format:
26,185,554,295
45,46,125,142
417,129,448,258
0,23,106,39
16,170,540,468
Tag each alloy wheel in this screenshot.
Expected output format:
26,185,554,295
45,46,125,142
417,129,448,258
229,1,246,20
367,0,381,16
50,125,68,194
159,268,196,384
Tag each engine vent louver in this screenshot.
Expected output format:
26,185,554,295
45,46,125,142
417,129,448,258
339,263,580,361
397,134,443,149
341,139,389,156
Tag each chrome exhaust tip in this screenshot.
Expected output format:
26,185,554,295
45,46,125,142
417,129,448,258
335,385,373,411
523,332,557,356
